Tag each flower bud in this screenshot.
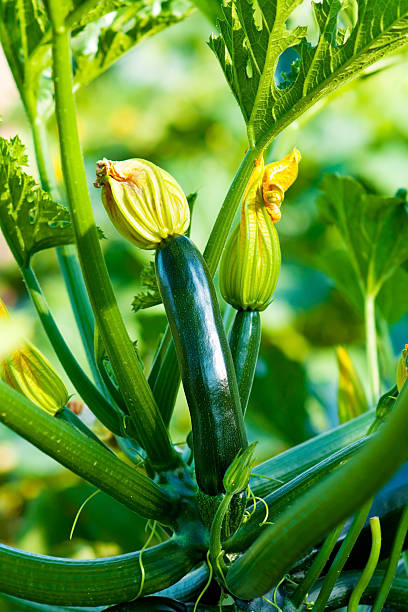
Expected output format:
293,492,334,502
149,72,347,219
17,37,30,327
223,441,257,495
95,158,190,249
336,346,368,423
220,155,281,311
1,342,68,416
262,149,301,222
396,344,408,392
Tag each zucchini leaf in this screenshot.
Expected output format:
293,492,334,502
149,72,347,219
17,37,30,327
0,0,49,99
318,174,408,299
209,0,408,148
72,1,192,88
0,0,192,118
0,136,74,267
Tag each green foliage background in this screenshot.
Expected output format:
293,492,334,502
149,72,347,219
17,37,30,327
0,4,408,600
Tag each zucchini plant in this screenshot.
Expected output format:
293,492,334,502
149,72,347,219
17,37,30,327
1,0,408,610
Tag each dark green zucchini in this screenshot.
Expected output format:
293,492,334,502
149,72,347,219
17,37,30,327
228,309,261,415
155,235,247,496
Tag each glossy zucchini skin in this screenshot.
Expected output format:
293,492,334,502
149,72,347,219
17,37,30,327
228,309,261,415
155,235,247,495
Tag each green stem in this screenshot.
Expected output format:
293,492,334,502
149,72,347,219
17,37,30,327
226,380,408,599
347,516,381,612
0,380,176,523
309,571,408,611
57,246,101,383
151,340,181,427
365,292,380,404
209,493,233,579
21,264,123,435
225,437,368,553
290,521,346,607
249,410,374,499
372,504,408,612
0,537,200,606
29,110,103,388
312,499,374,612
203,148,260,277
47,1,176,470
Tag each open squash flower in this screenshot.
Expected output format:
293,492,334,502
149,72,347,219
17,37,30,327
262,148,301,222
220,150,300,311
95,158,190,249
397,344,408,392
0,299,68,415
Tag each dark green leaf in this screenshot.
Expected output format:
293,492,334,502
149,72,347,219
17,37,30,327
0,136,74,267
209,0,408,147
318,174,408,298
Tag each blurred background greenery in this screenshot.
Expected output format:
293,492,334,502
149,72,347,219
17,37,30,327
1,3,408,594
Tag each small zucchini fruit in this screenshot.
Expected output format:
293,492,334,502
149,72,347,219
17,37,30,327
220,150,301,414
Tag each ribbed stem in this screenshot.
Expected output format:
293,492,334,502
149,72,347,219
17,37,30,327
225,437,368,553
47,0,176,469
226,380,408,599
372,504,408,612
347,516,381,612
0,380,176,524
309,571,408,611
203,148,260,277
228,309,261,415
0,537,199,606
249,410,374,499
25,62,102,390
365,292,380,404
291,521,346,607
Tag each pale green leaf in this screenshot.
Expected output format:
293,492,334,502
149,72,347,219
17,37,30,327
209,0,408,147
0,136,74,267
72,1,192,88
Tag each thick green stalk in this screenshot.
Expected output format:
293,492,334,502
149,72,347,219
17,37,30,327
203,148,260,277
290,521,346,607
0,381,176,523
372,504,408,612
151,340,180,427
225,437,368,553
0,537,200,606
365,292,380,404
226,381,408,599
309,571,408,611
228,309,261,415
21,265,123,435
209,493,233,579
347,516,381,612
305,500,372,612
47,0,176,469
249,410,374,499
57,245,101,383
24,63,101,389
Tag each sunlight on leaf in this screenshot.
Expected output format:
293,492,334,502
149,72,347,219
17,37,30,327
0,135,74,267
209,0,408,148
